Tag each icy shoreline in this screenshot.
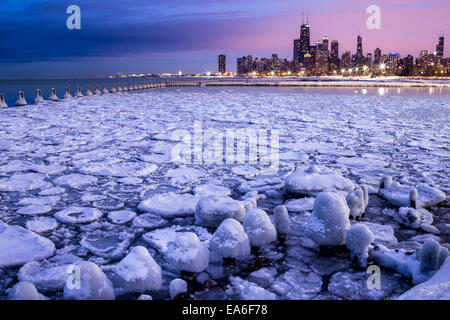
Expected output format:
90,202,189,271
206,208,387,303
0,86,449,300
205,77,450,88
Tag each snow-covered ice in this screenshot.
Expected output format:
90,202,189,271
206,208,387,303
0,85,449,300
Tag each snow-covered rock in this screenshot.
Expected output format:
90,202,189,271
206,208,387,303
195,196,246,227
396,207,439,234
209,218,251,259
0,224,55,268
54,207,103,224
243,209,277,248
8,281,43,300
169,279,188,299
346,186,368,219
138,192,200,218
114,246,162,293
346,224,374,268
305,192,350,246
64,261,115,300
166,232,209,273
379,182,446,208
398,258,450,300
285,165,354,197
273,205,291,235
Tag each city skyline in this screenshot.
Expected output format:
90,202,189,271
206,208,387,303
0,0,449,79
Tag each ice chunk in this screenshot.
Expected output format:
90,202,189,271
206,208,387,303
166,232,209,273
107,210,136,225
17,205,52,216
114,246,162,293
228,276,276,300
80,231,132,259
246,267,278,288
54,207,103,224
18,254,83,291
396,207,439,234
0,173,52,192
379,182,446,208
284,197,315,213
8,282,43,300
169,279,188,298
305,192,350,246
79,162,157,177
398,258,450,300
346,186,369,219
231,166,259,177
138,192,200,218
346,224,374,268
165,167,203,185
243,209,277,248
285,165,354,197
39,187,66,196
193,183,231,197
209,218,251,259
54,174,98,189
132,214,168,229
195,196,246,227
63,261,115,300
26,217,58,234
361,222,397,244
0,224,55,268
270,269,322,300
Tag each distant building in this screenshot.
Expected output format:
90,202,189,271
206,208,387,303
299,23,311,64
329,40,340,72
341,51,351,69
218,55,226,74
315,42,329,75
374,48,381,64
356,35,363,62
293,39,301,63
436,36,444,59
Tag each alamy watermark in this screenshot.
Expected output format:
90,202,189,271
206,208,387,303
66,5,81,30
366,265,381,290
171,121,280,174
367,5,381,30
66,265,81,290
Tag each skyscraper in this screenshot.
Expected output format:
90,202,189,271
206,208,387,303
322,36,329,52
218,55,226,74
315,42,329,75
330,40,339,72
436,36,444,59
293,39,301,62
356,35,363,61
374,48,381,64
299,23,311,64
341,51,351,69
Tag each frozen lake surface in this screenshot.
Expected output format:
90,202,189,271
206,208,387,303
0,86,449,300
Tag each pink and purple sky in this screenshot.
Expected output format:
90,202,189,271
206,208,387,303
0,0,448,79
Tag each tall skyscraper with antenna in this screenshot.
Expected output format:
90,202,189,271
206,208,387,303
299,10,311,64
356,35,363,61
